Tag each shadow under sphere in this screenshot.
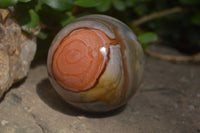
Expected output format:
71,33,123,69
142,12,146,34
36,78,126,118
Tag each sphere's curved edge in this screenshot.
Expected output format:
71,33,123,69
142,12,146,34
47,14,145,112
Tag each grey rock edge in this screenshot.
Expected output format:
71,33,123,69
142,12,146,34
0,45,199,133
0,8,36,98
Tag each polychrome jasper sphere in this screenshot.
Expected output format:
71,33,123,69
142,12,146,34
47,15,144,112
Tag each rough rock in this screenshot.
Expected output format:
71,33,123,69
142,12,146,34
0,8,36,98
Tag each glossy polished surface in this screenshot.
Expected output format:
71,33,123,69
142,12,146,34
47,15,144,112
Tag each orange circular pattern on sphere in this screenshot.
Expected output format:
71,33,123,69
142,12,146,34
52,29,111,92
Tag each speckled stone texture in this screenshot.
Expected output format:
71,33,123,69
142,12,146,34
0,8,36,98
0,45,199,133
